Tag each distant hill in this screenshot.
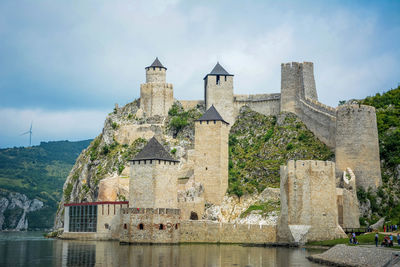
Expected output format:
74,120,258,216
0,140,91,230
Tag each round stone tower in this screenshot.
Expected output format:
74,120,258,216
140,57,173,117
145,57,166,83
335,104,382,190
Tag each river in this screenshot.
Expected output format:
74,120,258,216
0,232,325,266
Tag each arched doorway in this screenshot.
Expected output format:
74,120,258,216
190,211,198,220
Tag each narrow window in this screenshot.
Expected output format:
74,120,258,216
159,224,164,230
224,76,227,81
124,224,127,230
139,223,144,230
175,224,178,230
216,75,220,85
105,223,109,229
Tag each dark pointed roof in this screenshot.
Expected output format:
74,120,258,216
204,62,233,79
196,105,229,125
146,57,167,70
131,137,178,162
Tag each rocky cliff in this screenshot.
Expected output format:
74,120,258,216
0,191,43,230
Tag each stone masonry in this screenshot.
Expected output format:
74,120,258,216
140,58,174,117
278,160,347,243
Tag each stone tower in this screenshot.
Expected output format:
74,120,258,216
129,136,179,208
204,62,235,125
122,137,180,244
335,105,382,190
278,160,347,244
194,105,229,205
280,62,317,113
140,58,174,117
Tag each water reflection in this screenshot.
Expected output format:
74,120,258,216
62,241,323,267
0,232,323,267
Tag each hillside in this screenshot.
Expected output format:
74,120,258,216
228,107,334,197
357,86,400,225
0,140,91,230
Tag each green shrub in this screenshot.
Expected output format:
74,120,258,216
64,183,73,202
286,143,294,150
111,122,119,130
170,148,177,155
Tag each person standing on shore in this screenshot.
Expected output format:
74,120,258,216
375,233,379,247
397,233,400,246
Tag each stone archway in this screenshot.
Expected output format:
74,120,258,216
190,211,198,220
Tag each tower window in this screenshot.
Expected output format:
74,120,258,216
139,223,144,230
159,224,164,230
124,224,127,230
225,76,227,81
216,75,220,85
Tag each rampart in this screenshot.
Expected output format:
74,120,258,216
179,221,276,244
296,97,337,148
233,93,281,117
335,104,381,189
179,100,204,110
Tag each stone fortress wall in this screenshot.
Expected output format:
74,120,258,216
179,221,276,243
233,93,281,117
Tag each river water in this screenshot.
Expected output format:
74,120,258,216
0,232,325,266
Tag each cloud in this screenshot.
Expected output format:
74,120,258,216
0,108,107,148
0,0,399,147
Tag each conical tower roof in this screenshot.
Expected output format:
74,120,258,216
204,62,233,79
131,137,178,162
197,105,229,125
146,57,167,70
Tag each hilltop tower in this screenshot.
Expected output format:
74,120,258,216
140,58,174,117
204,62,235,125
335,105,382,190
121,137,180,243
280,62,317,113
194,105,229,205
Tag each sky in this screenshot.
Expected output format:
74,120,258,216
0,0,399,148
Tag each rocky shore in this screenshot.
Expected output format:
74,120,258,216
307,244,400,266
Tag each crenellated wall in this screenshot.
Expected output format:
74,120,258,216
296,97,337,148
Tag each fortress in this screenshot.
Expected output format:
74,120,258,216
61,58,381,244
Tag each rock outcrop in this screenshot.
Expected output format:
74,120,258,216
0,192,43,230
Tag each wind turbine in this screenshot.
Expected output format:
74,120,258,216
21,122,33,147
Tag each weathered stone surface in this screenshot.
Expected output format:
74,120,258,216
97,176,129,202
278,160,347,243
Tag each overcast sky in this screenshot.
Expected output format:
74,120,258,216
0,0,399,148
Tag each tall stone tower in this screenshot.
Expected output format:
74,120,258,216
280,62,317,113
140,58,174,117
204,62,235,125
335,105,382,190
122,137,180,244
194,105,229,205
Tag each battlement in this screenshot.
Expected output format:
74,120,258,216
234,93,281,102
336,104,376,115
302,97,337,117
286,160,335,171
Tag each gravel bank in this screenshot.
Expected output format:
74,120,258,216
307,244,400,267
